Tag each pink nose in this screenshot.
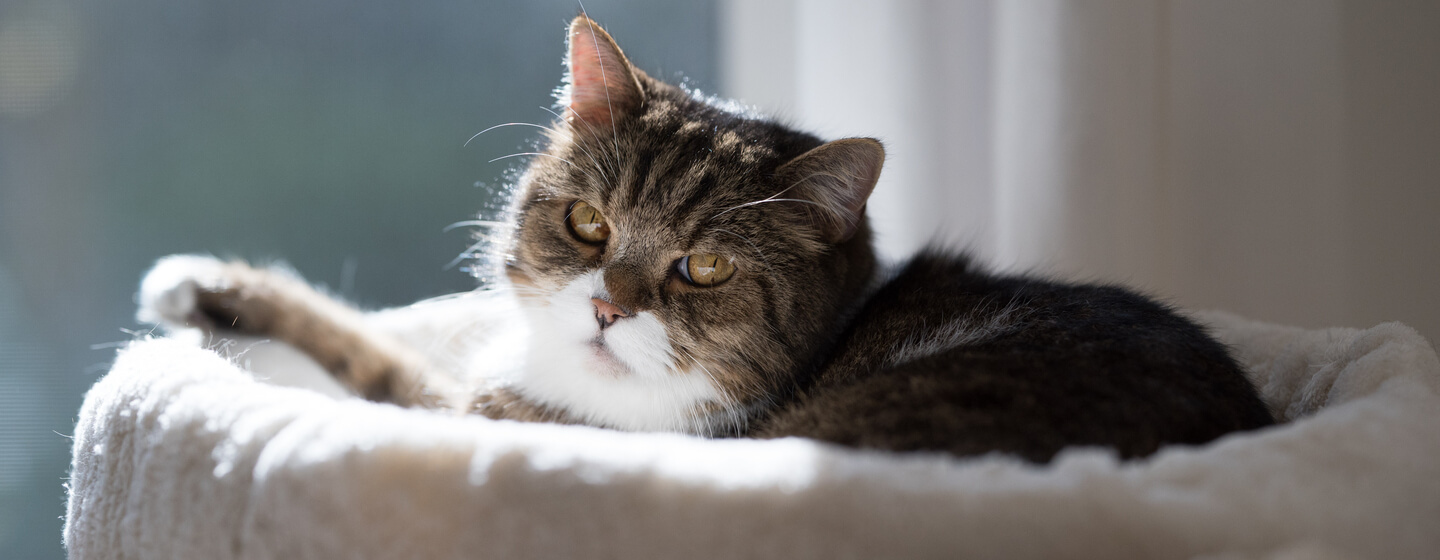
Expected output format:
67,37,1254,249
592,298,631,329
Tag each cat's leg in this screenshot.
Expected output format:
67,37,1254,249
360,292,517,383
137,255,461,409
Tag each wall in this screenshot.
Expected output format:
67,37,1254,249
722,0,1440,341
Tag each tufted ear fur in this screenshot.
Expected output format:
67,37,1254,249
562,16,645,128
776,138,885,243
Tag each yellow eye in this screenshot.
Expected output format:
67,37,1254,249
679,254,736,287
566,201,610,244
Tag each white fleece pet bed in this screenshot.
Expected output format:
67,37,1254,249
65,311,1440,559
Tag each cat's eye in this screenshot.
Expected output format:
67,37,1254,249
677,254,736,287
566,200,610,244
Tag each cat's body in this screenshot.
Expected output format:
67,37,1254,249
137,16,1272,463
757,251,1272,460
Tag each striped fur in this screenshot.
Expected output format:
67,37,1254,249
497,17,879,434
138,16,1274,461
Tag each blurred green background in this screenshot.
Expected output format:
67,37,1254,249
0,0,716,556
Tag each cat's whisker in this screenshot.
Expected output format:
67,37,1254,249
536,108,620,192
712,198,825,222
508,285,546,298
442,220,508,233
464,122,558,147
541,104,623,191
673,346,745,437
569,107,625,182
713,228,775,274
707,179,813,222
490,152,609,193
489,152,573,165
444,238,494,271
412,289,491,304
470,120,618,198
677,346,712,377
792,169,855,184
540,106,616,169
537,105,569,124
577,3,626,182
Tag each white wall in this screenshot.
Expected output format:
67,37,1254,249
721,0,1440,342
722,0,996,262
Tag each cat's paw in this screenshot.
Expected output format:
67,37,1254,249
137,255,236,330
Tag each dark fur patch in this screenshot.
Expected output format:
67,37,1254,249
510,67,869,408
500,17,1273,458
753,250,1274,461
165,18,1274,461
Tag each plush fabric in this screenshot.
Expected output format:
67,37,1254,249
64,311,1440,559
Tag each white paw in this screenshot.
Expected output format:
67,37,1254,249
136,255,231,328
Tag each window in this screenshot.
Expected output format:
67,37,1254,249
0,2,716,557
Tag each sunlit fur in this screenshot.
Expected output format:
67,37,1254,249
137,16,1274,462
497,20,877,436
490,17,1273,453
513,270,733,432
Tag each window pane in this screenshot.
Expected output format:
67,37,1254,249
0,1,716,557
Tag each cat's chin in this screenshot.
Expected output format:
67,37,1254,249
515,335,730,433
585,338,632,378
510,273,732,433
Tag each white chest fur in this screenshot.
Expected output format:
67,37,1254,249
512,271,730,434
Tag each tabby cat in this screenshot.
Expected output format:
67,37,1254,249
137,16,1272,462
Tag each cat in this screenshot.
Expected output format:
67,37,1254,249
136,15,1273,462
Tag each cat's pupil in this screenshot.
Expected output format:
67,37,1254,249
681,253,735,287
566,201,610,244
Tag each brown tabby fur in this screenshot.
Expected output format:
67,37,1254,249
144,16,1272,462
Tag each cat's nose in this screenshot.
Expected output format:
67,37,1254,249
592,298,631,330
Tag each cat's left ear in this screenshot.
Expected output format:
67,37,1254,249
777,138,885,243
563,16,645,128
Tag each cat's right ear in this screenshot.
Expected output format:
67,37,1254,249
562,16,645,128
777,138,885,244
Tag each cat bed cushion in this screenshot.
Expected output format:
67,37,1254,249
64,311,1440,559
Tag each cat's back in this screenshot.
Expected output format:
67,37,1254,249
755,250,1274,462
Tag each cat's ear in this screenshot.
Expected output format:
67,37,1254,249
777,138,885,243
562,16,645,128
